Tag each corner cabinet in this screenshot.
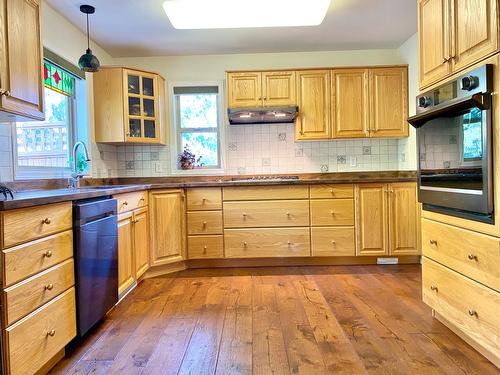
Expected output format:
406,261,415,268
0,0,44,121
355,182,420,256
93,66,166,144
227,71,296,108
418,0,498,89
149,190,186,267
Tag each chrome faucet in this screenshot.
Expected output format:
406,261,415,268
68,141,91,189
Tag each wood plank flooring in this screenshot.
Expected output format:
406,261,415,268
50,265,498,375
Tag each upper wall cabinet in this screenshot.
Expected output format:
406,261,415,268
0,0,44,121
419,0,498,89
227,71,296,108
296,70,331,140
93,67,166,144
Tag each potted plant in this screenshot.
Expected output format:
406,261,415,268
178,145,203,170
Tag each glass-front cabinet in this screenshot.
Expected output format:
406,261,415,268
93,67,166,144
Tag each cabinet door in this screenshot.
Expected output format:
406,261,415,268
295,70,331,140
133,207,150,279
355,184,388,256
263,71,296,106
118,213,135,295
369,67,408,138
227,72,262,108
389,183,421,255
331,69,369,138
418,0,452,88
451,0,498,72
149,190,185,266
0,0,44,120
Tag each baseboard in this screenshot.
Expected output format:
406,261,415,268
434,310,500,368
143,260,187,279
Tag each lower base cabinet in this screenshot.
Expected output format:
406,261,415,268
311,227,355,256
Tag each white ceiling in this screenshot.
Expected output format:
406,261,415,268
45,0,417,57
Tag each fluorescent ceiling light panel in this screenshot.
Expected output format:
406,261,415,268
162,0,331,29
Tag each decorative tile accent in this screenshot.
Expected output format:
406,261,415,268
125,161,134,170
278,133,286,141
228,142,238,151
237,167,246,174
362,146,371,155
443,161,451,169
320,164,329,173
295,148,304,157
262,158,271,166
150,152,159,161
449,135,458,144
337,155,347,164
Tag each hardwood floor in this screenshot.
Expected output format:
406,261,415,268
50,265,498,375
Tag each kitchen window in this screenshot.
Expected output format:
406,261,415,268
13,54,87,179
172,84,224,172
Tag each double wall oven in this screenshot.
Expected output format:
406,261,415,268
409,64,494,223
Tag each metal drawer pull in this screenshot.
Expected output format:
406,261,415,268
203,245,207,253
330,211,335,216
45,283,54,291
430,285,438,291
286,212,291,217
242,213,247,218
42,218,52,225
467,254,477,261
330,189,334,194
47,329,56,337
243,241,248,247
202,221,207,227
331,240,336,244
287,240,291,246
123,201,128,206
44,250,53,258
139,198,145,202
202,198,206,202
429,239,437,245
468,309,477,317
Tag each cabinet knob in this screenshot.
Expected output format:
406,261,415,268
41,217,51,225
139,198,145,202
429,239,437,245
331,240,336,244
47,329,56,337
467,254,477,261
330,211,335,216
468,309,477,317
203,245,207,253
43,250,53,258
202,221,207,227
243,241,248,247
45,283,54,291
202,197,206,202
242,213,247,218
286,211,291,216
329,189,334,194
430,285,438,291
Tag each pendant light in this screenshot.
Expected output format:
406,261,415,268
78,5,100,72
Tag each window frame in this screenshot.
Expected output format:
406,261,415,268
169,81,226,175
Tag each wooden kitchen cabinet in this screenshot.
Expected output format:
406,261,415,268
418,0,498,88
0,0,44,121
295,70,331,140
227,71,296,108
93,66,166,144
356,182,420,256
331,69,370,138
117,212,135,295
133,207,150,279
149,190,186,266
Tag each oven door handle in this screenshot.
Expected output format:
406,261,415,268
408,92,491,128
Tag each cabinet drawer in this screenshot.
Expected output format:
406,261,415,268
4,259,75,326
5,288,77,375
224,200,309,228
188,235,224,259
1,202,72,248
310,184,354,199
310,199,354,226
223,185,309,201
187,211,223,235
224,228,310,258
187,188,222,210
422,258,499,358
115,191,148,214
422,219,500,292
2,230,73,287
311,227,355,256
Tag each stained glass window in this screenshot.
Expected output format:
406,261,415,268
43,60,75,97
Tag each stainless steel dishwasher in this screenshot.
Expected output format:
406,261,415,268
73,197,118,337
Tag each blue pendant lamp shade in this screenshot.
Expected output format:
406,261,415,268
78,5,100,72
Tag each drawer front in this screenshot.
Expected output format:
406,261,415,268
422,219,500,292
2,230,73,287
310,184,354,199
224,200,310,228
115,191,148,214
310,199,354,226
311,227,355,256
223,185,309,201
4,259,75,326
187,188,222,210
188,235,224,259
187,211,223,235
422,258,499,356
224,228,311,258
5,288,77,375
2,202,72,248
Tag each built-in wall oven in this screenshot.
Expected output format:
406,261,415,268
408,64,494,223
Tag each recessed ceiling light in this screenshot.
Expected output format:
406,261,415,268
162,0,331,29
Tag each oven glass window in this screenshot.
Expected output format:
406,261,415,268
462,107,482,161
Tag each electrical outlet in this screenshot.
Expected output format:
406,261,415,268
349,156,357,167
153,161,161,173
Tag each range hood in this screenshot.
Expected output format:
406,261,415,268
228,106,298,125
